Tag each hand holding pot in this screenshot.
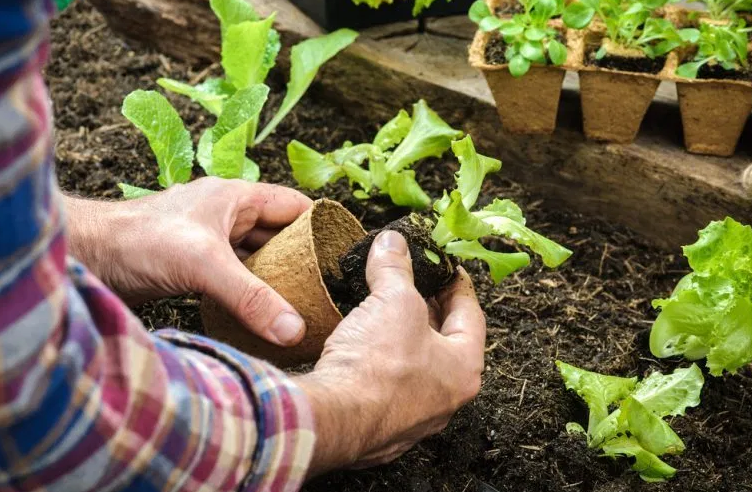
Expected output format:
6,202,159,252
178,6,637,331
296,231,487,475
66,177,312,346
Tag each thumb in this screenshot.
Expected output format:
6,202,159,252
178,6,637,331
366,231,415,294
202,248,306,347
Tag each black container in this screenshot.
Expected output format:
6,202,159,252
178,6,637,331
291,0,475,30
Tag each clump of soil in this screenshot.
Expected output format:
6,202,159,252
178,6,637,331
588,49,666,74
48,3,752,492
333,214,456,313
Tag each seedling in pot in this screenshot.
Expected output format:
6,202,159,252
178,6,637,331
288,100,464,210
557,361,704,482
650,217,752,375
119,0,357,198
351,0,452,15
332,135,573,311
470,0,568,77
699,0,752,21
563,0,688,69
675,20,752,79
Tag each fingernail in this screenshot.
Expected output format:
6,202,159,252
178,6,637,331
271,312,304,346
375,231,408,255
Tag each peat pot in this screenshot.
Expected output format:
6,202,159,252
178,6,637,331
201,199,366,367
576,33,662,144
291,0,475,30
469,30,566,135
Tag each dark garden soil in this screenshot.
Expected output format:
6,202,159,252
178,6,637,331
49,3,752,492
696,60,752,81
587,50,666,74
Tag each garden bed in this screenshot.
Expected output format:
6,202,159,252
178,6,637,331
49,3,752,491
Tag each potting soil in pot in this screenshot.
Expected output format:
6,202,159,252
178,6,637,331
50,3,752,491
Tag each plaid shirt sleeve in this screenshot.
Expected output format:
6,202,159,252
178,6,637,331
0,2,315,491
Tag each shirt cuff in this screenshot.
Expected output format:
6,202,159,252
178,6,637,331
155,329,315,492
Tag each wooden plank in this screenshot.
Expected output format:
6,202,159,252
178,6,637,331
87,0,752,249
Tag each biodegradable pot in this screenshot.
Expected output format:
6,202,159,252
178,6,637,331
201,199,366,367
469,30,566,135
291,0,475,30
575,34,662,144
660,47,752,157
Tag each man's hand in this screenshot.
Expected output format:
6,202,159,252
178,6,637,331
65,177,312,346
296,231,487,475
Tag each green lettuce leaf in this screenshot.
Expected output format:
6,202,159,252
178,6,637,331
387,170,432,209
433,190,492,246
448,136,501,210
600,436,677,482
197,85,268,180
373,109,412,151
556,361,638,435
477,204,573,268
157,77,233,116
287,140,343,189
122,90,194,189
650,217,752,375
618,397,685,456
385,100,464,173
222,16,277,91
256,28,359,144
445,240,530,283
210,0,258,34
629,364,704,417
118,183,157,200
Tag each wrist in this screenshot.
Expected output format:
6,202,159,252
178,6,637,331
64,195,137,289
294,371,385,477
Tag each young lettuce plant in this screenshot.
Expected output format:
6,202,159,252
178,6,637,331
700,0,752,21
675,21,751,78
470,0,568,77
430,135,573,281
650,217,752,375
288,100,464,210
351,0,447,16
563,0,688,60
118,84,271,198
557,361,704,482
156,0,357,175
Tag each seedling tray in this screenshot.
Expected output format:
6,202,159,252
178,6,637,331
291,0,475,30
470,0,752,155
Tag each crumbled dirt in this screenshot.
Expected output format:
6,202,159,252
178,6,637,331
336,213,457,313
696,58,752,81
48,3,752,492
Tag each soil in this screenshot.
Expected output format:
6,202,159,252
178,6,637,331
48,3,752,492
696,59,752,81
588,50,666,74
335,214,457,313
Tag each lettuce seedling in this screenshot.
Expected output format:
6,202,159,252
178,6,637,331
675,21,751,79
700,0,752,21
158,0,357,160
288,100,464,210
563,0,691,60
118,84,270,198
351,0,447,16
470,0,568,77
650,217,752,375
557,361,704,482
430,136,572,281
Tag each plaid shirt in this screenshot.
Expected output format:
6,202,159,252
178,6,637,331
0,2,315,491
